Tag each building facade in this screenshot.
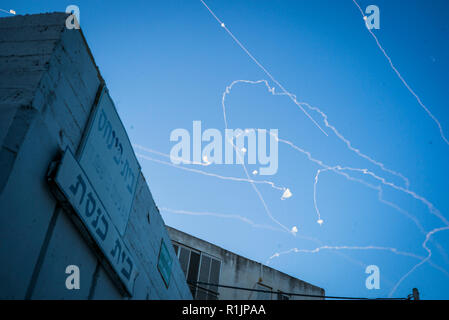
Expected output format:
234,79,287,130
0,13,191,300
167,226,325,300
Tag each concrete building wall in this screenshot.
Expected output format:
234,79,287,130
0,13,192,300
167,226,325,300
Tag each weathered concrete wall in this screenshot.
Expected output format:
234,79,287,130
0,13,191,300
167,226,325,300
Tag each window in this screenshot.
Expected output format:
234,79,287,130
172,242,221,300
256,283,272,300
196,254,220,300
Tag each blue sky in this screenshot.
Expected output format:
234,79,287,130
4,0,449,299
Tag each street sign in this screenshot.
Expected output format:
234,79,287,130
78,88,140,235
52,148,138,295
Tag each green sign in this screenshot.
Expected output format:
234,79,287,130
157,239,173,287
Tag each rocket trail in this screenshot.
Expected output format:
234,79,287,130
199,0,328,136
134,143,211,166
135,136,427,234
274,132,448,226
222,78,446,235
222,79,436,228
223,77,438,237
314,166,428,234
313,169,325,225
224,123,294,235
137,72,445,290
161,207,394,275
211,4,447,225
352,0,449,147
166,1,449,296
200,0,445,235
223,79,410,188
160,207,285,232
0,8,15,15
300,101,410,189
389,226,449,297
268,245,424,262
267,244,449,280
222,76,449,292
142,147,447,288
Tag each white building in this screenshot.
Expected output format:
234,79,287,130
167,226,325,300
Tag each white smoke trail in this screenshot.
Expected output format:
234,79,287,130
267,244,449,280
313,169,449,281
221,77,449,293
135,138,427,233
274,133,448,226
352,0,449,147
222,79,437,228
313,169,325,225
268,245,424,262
300,101,410,189
223,79,410,188
134,143,211,166
161,207,394,275
222,118,294,235
205,0,446,226
197,0,449,296
313,166,428,234
389,226,449,297
199,0,328,137
135,152,286,191
223,80,449,296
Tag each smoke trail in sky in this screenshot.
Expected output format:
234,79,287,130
140,72,447,292
136,143,430,235
352,0,449,147
222,77,449,264
0,8,15,15
313,166,428,234
377,188,426,234
222,79,439,227
267,243,449,280
134,143,211,166
194,0,449,297
160,207,286,232
274,131,447,227
313,169,325,225
223,79,410,191
222,113,294,235
219,77,449,294
199,0,328,137
140,142,448,294
161,207,400,277
205,0,447,227
136,75,447,270
300,101,410,189
135,152,286,192
268,245,424,262
313,167,449,278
